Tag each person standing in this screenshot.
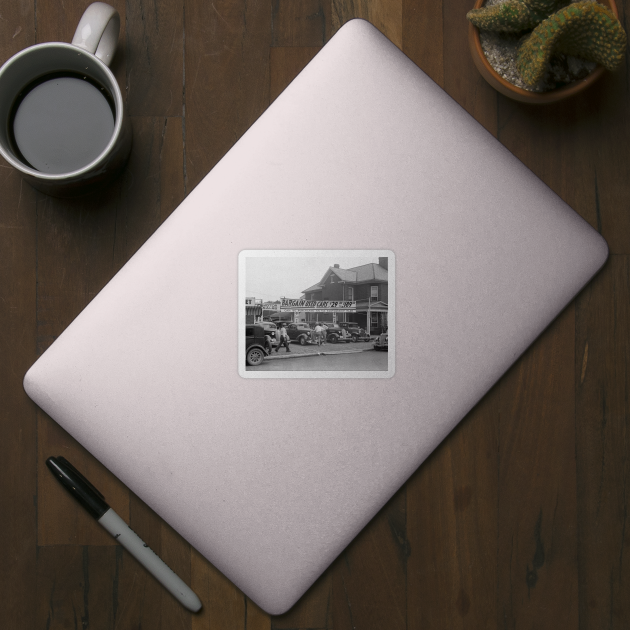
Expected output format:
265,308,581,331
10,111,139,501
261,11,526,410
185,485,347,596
314,323,322,346
276,324,291,353
264,334,273,355
321,322,328,344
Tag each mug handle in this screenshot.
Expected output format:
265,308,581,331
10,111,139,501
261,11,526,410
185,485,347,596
71,2,120,67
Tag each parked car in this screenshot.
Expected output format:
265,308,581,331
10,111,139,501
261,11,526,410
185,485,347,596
286,322,312,345
338,321,362,341
259,321,278,346
323,324,344,343
245,324,270,366
373,330,388,351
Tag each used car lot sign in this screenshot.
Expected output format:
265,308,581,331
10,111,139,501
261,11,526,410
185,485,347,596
281,298,356,312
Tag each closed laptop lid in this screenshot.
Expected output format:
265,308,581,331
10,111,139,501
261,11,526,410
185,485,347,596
24,19,607,614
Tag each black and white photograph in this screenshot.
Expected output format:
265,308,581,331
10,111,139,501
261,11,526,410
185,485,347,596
239,250,394,378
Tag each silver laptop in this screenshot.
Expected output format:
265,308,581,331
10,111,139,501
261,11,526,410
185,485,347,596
24,19,607,614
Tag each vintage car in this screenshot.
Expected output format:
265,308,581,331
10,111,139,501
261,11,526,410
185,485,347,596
259,320,278,346
338,321,362,341
285,322,312,345
245,324,270,366
338,321,360,333
373,330,388,351
323,324,344,343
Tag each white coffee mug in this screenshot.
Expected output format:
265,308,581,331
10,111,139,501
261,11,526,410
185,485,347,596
0,2,132,197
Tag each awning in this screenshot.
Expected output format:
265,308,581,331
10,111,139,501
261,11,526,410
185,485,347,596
246,305,263,317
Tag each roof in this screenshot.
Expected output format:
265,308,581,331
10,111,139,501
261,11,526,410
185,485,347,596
330,268,356,282
301,262,388,293
302,283,323,293
347,263,388,282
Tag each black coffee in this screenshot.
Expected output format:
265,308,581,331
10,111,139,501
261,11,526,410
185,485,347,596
10,73,115,174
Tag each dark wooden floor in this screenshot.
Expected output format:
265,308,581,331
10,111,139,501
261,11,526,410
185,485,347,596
1,0,629,628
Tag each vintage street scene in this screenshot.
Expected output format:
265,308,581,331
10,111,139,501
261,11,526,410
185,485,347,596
240,252,392,374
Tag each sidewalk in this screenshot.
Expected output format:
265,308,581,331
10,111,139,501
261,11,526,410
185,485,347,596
266,339,375,360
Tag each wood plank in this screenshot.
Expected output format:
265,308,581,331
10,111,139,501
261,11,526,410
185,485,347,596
443,0,497,131
184,0,272,192
0,129,38,630
36,545,119,630
496,97,598,223
582,72,630,254
497,305,578,628
0,5,39,629
402,0,444,88
0,0,36,57
575,256,630,629
126,0,184,117
331,0,403,49
330,486,407,630
271,0,331,46
407,392,499,629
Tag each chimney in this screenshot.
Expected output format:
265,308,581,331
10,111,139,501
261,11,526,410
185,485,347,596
333,264,340,268
378,257,388,270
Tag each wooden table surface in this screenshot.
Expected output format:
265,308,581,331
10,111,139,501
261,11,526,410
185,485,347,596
1,0,628,628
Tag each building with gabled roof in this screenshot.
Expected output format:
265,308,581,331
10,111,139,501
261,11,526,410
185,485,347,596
300,257,389,334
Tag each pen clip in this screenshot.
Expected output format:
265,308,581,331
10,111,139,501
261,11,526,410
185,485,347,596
53,456,106,501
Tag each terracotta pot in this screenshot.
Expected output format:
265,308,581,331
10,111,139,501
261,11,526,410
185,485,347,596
468,0,619,103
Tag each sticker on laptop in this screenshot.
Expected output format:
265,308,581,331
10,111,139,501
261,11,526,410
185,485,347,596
238,250,394,379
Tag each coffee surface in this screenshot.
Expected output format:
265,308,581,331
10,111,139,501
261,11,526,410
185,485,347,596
12,74,115,174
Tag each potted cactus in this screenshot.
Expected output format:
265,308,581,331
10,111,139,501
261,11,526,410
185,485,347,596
467,0,627,102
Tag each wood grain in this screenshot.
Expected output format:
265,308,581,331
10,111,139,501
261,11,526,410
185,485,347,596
184,0,271,191
271,0,332,46
0,5,39,629
125,0,184,117
407,392,499,629
576,256,630,629
331,486,408,630
0,155,38,630
36,545,119,630
497,305,579,629
443,0,498,131
403,0,444,87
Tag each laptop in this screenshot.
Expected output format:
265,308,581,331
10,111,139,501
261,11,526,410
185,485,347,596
23,19,608,614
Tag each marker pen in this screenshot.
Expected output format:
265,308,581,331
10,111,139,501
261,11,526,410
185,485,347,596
46,456,202,613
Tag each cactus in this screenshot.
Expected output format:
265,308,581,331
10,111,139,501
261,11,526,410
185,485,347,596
516,1,627,85
467,0,568,33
